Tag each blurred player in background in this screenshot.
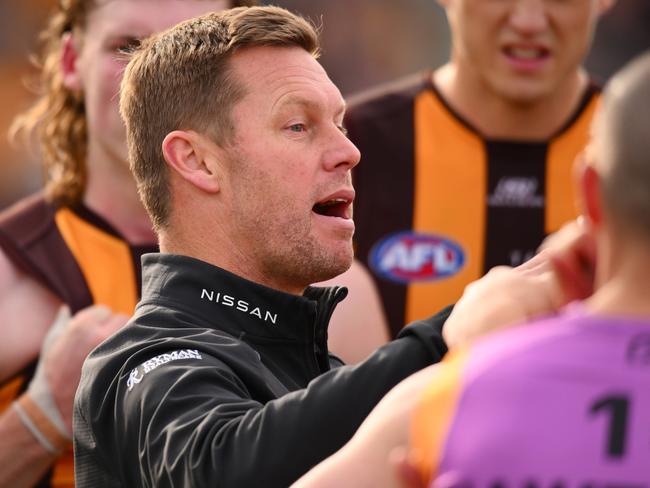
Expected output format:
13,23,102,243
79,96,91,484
346,0,616,337
0,1,255,486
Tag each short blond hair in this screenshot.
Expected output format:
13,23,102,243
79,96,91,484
11,0,257,207
120,6,320,230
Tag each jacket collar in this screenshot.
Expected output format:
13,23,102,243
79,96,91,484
137,253,347,343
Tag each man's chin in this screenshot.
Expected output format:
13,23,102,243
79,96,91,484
310,251,354,285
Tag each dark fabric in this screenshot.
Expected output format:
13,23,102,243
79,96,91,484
483,141,548,271
0,192,92,313
345,73,428,339
74,253,448,488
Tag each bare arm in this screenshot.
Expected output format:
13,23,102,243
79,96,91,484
318,259,390,363
0,249,61,382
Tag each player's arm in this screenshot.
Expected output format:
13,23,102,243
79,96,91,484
81,315,446,488
319,259,390,363
0,249,61,382
291,362,445,488
0,250,129,487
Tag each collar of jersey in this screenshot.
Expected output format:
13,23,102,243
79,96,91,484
136,253,347,344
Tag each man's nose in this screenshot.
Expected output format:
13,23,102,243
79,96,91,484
323,128,361,172
509,0,549,35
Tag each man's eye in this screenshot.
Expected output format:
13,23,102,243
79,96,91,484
288,123,306,133
114,39,141,54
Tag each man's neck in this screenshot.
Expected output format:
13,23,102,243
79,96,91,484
433,63,590,140
83,145,156,245
587,236,650,319
159,225,306,297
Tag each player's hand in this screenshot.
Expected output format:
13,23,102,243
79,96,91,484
443,219,596,348
27,305,129,435
539,218,596,303
442,257,562,348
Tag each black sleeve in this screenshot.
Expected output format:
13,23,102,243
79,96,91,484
114,311,449,488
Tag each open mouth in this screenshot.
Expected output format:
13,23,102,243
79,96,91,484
503,45,550,62
312,198,352,219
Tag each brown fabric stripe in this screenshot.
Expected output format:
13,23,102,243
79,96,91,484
346,74,428,337
17,394,70,453
0,193,92,313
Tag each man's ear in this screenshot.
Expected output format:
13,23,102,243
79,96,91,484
61,32,82,91
162,131,221,193
575,151,604,229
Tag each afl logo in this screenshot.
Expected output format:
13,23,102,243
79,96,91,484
369,232,465,284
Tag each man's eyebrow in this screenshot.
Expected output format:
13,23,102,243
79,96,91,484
273,95,347,117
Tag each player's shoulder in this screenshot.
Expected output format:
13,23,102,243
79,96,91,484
462,310,590,381
0,191,56,244
346,71,433,122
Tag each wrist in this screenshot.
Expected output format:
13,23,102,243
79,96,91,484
13,392,71,455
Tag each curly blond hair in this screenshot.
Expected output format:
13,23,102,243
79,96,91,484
10,0,257,207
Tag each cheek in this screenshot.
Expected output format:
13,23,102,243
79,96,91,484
83,60,126,132
454,8,499,62
562,17,596,59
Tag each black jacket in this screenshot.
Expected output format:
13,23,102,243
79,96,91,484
74,254,449,487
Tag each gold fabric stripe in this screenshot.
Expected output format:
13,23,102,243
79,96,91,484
0,376,24,414
54,208,137,315
406,91,486,324
411,347,469,484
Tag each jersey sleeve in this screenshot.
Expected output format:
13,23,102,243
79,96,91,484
410,347,469,484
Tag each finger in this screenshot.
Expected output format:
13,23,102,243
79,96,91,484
550,253,593,302
515,249,552,276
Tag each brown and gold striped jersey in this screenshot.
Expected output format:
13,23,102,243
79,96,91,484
346,73,600,337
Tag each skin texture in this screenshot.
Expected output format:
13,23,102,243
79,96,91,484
63,0,229,243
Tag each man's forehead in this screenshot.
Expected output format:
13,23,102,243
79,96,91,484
87,0,228,36
231,46,342,108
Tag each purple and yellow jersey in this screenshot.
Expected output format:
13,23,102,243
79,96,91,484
411,307,650,486
346,74,600,337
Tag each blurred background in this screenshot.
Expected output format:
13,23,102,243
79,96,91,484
1,0,649,208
